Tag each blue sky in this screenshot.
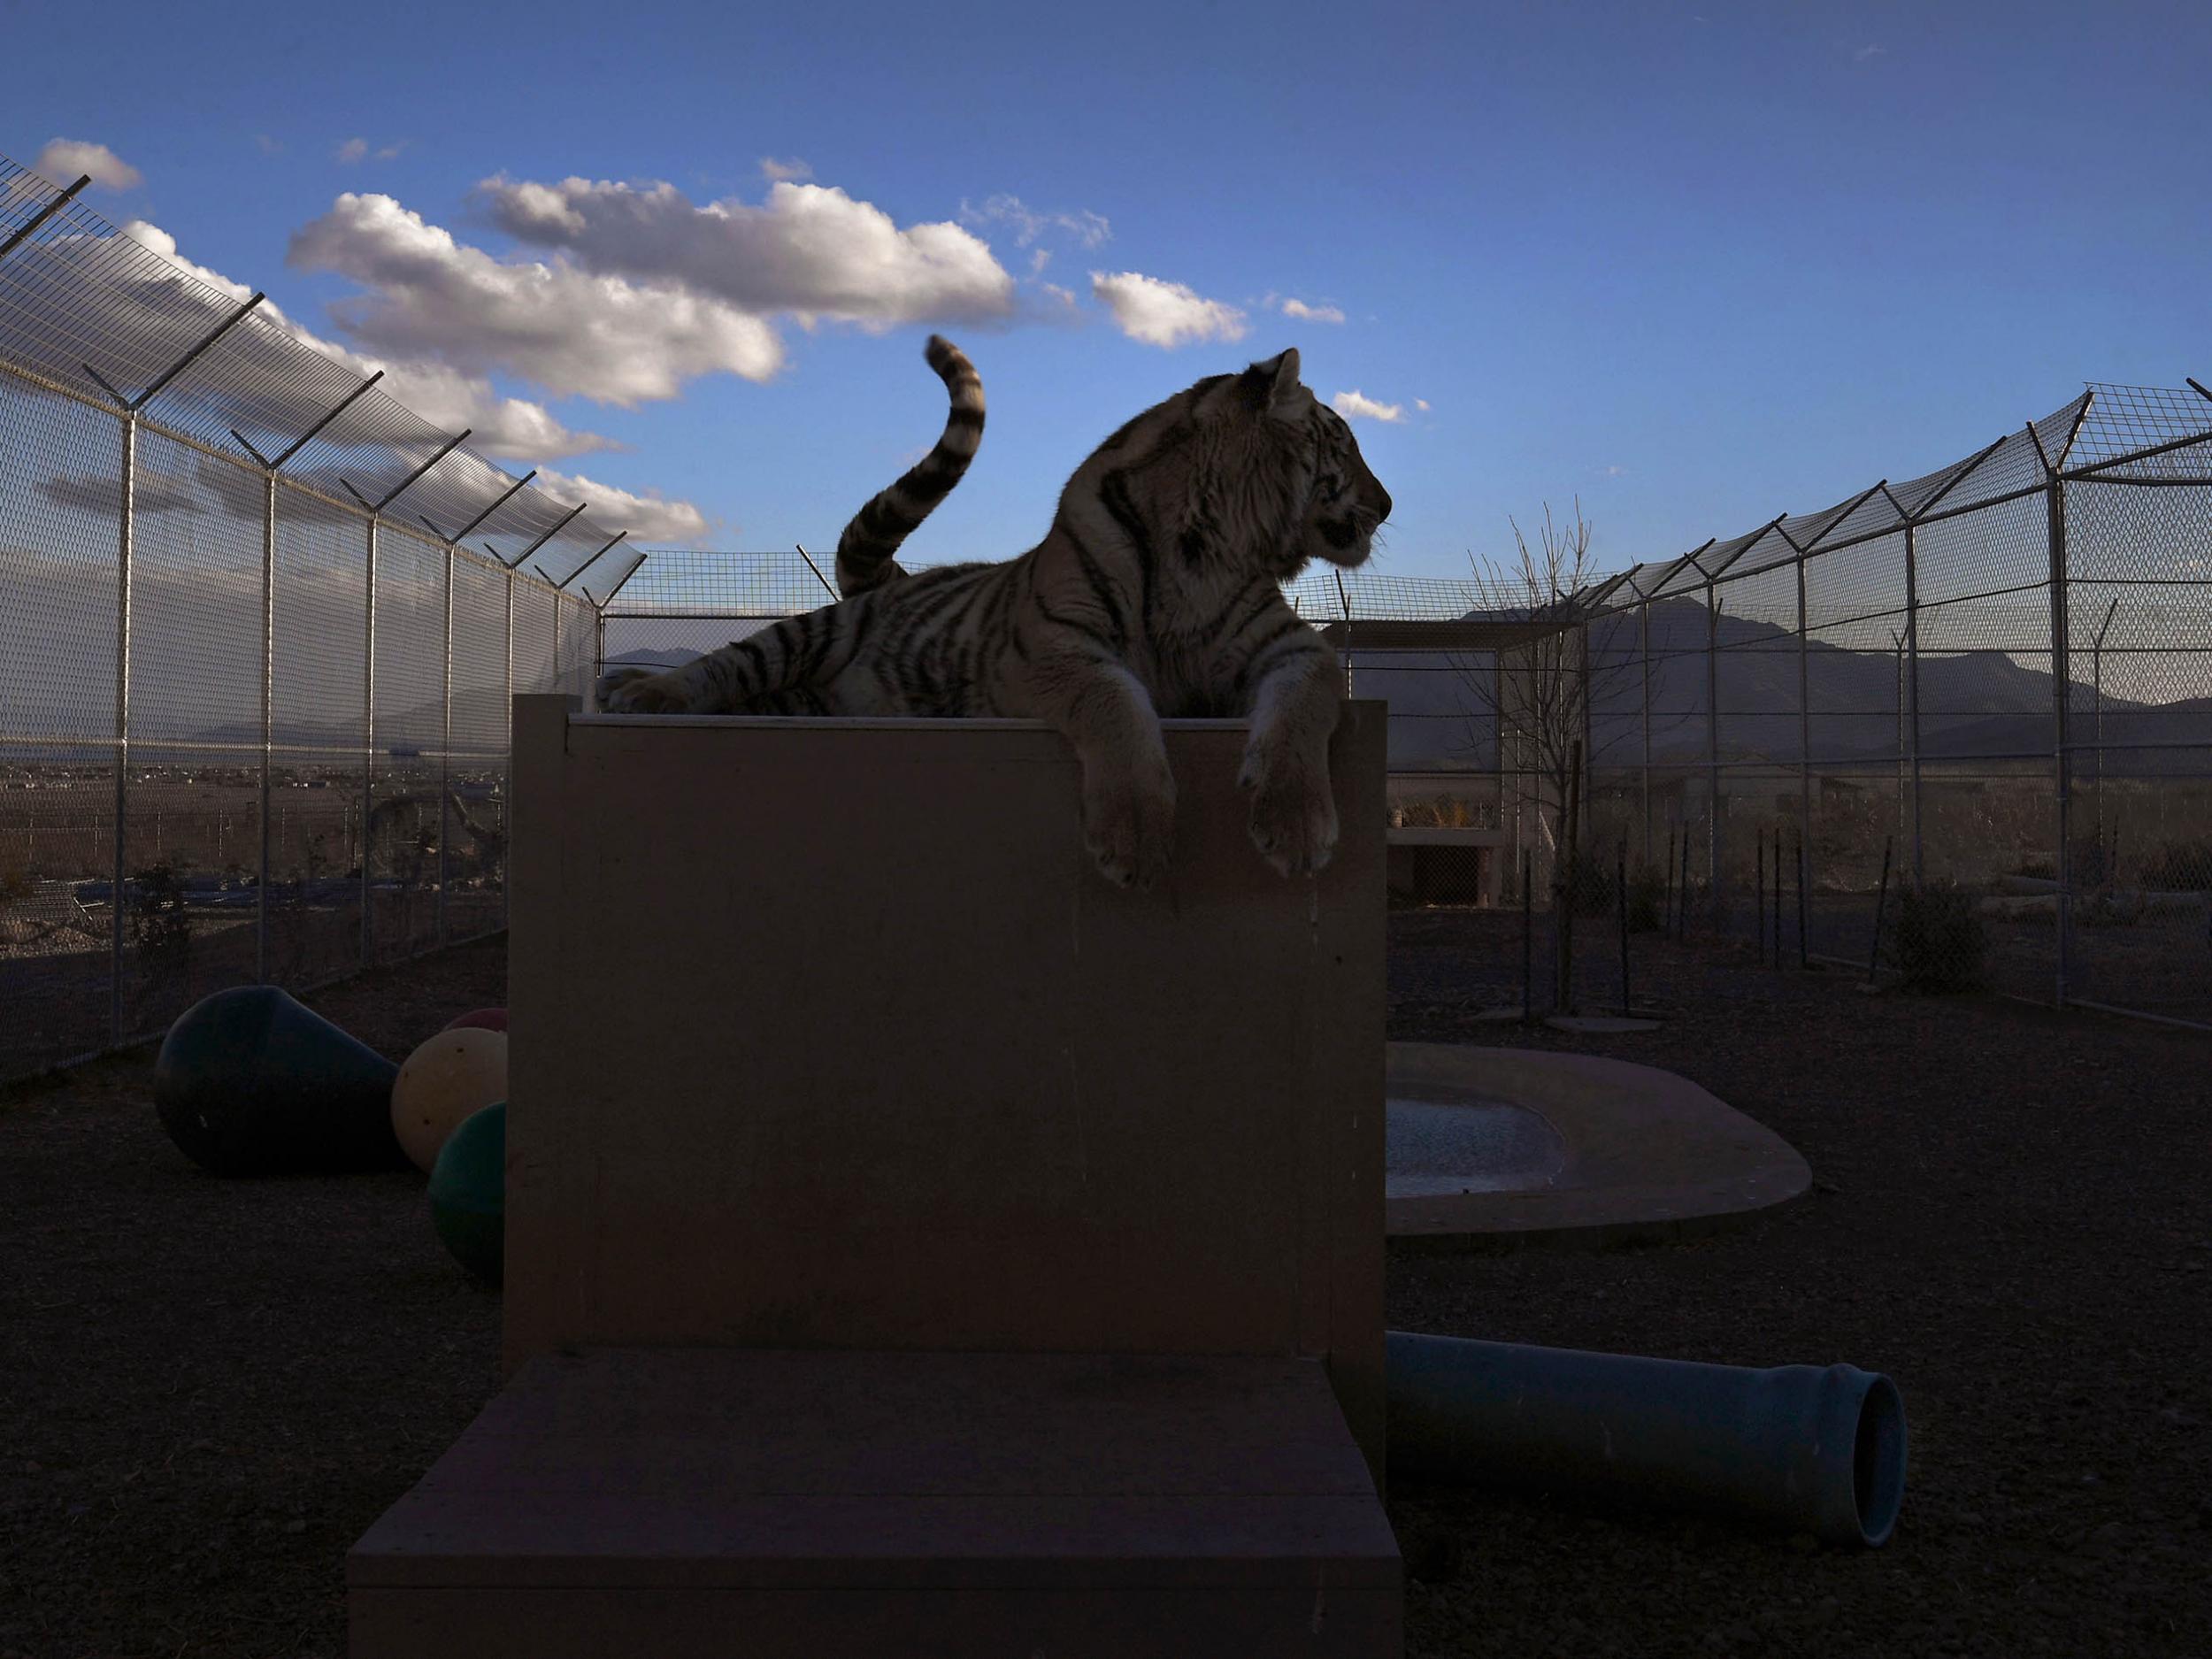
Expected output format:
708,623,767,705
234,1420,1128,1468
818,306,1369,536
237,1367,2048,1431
7,0,2210,581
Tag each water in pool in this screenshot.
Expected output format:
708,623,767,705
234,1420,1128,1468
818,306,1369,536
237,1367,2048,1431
1386,1094,1568,1197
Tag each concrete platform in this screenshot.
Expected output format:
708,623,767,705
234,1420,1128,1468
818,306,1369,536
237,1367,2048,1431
503,697,1387,1488
1385,1043,1811,1253
349,1347,1403,1658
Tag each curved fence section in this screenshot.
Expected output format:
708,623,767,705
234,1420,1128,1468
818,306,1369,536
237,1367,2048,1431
0,156,623,1081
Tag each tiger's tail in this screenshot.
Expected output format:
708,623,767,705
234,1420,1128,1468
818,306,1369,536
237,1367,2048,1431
833,335,984,596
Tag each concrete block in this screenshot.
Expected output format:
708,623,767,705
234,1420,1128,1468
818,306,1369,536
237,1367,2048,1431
503,698,1388,1479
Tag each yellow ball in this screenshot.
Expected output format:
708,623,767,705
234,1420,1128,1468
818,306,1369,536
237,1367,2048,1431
390,1027,509,1174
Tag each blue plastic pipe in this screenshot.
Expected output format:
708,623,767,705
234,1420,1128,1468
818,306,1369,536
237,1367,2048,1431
1385,1330,1908,1548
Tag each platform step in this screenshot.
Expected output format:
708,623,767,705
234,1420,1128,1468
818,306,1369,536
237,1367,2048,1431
349,1347,1402,1657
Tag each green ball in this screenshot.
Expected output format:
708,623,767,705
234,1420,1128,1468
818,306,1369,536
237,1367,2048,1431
427,1100,505,1286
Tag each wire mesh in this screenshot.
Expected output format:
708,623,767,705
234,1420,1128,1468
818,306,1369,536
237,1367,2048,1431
1601,395,2212,1021
0,151,603,1082
119,747,265,1038
605,549,839,616
127,427,263,746
2068,384,2212,475
273,500,367,750
0,375,120,746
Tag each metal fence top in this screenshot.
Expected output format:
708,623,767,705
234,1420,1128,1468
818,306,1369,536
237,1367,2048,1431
0,154,629,600
1609,381,2212,611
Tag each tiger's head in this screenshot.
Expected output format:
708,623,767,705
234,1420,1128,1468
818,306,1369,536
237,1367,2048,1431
1180,348,1392,579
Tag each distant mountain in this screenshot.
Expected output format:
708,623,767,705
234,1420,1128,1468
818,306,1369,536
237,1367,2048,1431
1353,597,2208,776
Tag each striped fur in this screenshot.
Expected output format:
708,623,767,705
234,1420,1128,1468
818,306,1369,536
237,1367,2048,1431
833,334,985,596
599,342,1392,887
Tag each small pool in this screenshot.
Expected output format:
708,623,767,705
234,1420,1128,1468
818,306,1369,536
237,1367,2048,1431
1385,1043,1813,1248
1386,1094,1568,1198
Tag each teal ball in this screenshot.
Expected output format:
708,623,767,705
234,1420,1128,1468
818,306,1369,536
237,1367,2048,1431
427,1100,505,1286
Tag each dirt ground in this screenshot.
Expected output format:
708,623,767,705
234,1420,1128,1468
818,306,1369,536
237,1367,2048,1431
3,919,2208,1658
0,941,509,1659
1387,911,2210,1658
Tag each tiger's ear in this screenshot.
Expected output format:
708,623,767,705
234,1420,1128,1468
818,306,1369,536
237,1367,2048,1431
1239,349,1304,418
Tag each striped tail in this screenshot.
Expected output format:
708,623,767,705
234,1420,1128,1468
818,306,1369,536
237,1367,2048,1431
834,335,984,596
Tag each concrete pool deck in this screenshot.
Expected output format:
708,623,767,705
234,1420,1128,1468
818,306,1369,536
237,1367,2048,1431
1385,1043,1812,1253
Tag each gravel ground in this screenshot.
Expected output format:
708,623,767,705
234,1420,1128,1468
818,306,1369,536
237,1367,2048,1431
1388,910,2212,1659
0,941,508,1659
3,919,2207,1657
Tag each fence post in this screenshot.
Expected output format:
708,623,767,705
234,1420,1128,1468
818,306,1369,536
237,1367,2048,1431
1577,620,1594,839
1494,649,1509,864
342,428,467,969
1555,737,1583,1013
1335,572,1355,698
1795,540,1812,910
504,565,515,933
110,410,135,1046
1903,521,1925,889
1704,580,1721,910
362,515,376,970
257,470,275,983
2048,476,2071,1005
1639,594,1652,866
439,541,454,951
2089,596,2119,854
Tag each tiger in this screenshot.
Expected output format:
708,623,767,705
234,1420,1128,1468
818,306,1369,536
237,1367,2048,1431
596,335,1392,890
832,334,986,598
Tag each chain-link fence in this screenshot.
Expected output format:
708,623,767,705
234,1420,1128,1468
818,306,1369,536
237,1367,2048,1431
1568,385,2212,1026
0,156,636,1083
596,383,2210,1029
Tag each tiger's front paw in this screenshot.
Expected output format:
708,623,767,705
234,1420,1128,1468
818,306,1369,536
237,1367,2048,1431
1082,768,1177,890
1240,747,1338,878
596,667,693,714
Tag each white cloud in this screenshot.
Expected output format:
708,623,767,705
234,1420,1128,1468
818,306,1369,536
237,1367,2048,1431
255,134,284,157
1415,398,1432,412
477,173,1017,329
1041,281,1079,313
1030,248,1052,275
759,157,813,182
1854,43,1886,62
1089,271,1248,349
534,467,711,544
1601,464,1627,477
119,218,614,462
1331,390,1405,424
288,191,786,404
960,194,1111,250
336,137,407,164
35,139,142,190
1279,297,1346,325
119,221,255,303
371,362,620,462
